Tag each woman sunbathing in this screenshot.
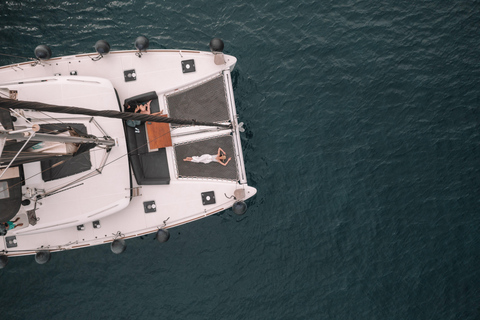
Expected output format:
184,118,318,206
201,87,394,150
183,147,232,166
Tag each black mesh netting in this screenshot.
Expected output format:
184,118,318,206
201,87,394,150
166,75,230,126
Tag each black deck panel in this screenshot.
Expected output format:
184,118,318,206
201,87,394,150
123,92,170,185
40,123,92,182
174,135,238,181
125,124,170,185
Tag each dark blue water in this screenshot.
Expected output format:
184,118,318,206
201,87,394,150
1,1,480,319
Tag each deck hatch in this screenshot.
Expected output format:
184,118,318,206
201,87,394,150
124,69,137,82
181,59,196,73
5,236,17,248
143,201,156,213
201,191,216,205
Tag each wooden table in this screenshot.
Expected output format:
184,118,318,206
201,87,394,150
145,113,172,150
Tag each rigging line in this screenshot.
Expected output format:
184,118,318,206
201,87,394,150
80,126,175,178
0,147,105,156
7,107,82,127
12,110,78,127
0,159,67,195
9,108,32,125
95,132,168,171
0,142,109,195
0,159,73,195
0,124,175,194
42,183,84,198
2,109,67,133
90,117,109,138
0,133,34,179
1,124,167,188
10,112,65,127
0,141,114,196
0,100,233,129
0,52,35,60
0,115,64,137
72,120,192,178
37,111,65,125
0,119,109,195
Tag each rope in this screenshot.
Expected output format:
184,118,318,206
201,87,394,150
0,133,33,179
0,121,174,197
0,52,35,60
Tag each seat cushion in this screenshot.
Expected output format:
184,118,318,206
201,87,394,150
123,92,170,185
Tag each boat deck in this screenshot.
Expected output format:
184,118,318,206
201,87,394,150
0,49,256,258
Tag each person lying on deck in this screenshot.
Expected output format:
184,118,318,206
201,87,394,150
183,147,232,166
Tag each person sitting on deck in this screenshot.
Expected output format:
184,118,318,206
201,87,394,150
134,100,152,114
3,217,23,230
183,147,232,166
126,100,153,114
126,100,159,127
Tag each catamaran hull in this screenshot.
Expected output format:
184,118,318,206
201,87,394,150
0,45,256,260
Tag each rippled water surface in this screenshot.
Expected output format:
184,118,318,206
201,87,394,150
1,1,480,319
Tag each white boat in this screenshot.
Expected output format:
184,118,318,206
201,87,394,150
0,37,256,266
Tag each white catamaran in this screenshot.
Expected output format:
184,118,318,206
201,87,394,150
0,37,256,267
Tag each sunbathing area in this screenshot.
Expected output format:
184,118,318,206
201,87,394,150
166,75,230,126
174,134,238,180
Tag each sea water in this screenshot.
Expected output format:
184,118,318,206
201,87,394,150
1,1,479,319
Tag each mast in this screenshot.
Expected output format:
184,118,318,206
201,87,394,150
0,129,115,146
0,122,114,168
0,97,232,129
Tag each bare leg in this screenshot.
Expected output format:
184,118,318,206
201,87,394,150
183,157,193,161
138,100,152,115
13,217,20,223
